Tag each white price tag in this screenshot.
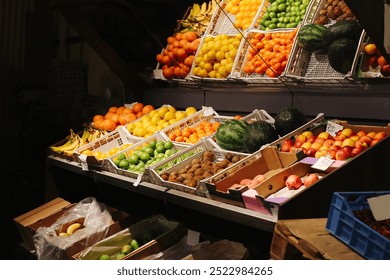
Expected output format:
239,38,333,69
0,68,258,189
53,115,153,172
187,229,200,246
326,121,343,137
133,173,142,186
79,154,89,171
203,107,214,116
367,194,390,221
312,156,334,171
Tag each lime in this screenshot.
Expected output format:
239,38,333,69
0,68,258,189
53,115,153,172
134,150,143,157
130,239,139,250
116,253,126,260
144,147,154,156
121,244,133,255
164,149,174,157
156,141,165,148
155,145,165,154
148,140,157,149
113,158,121,167
119,159,130,169
128,155,139,165
163,141,173,150
99,254,110,260
140,152,150,162
117,153,126,160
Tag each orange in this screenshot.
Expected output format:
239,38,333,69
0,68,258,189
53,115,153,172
377,56,388,67
364,43,377,55
101,119,117,131
116,106,126,115
108,106,118,113
162,67,174,79
125,113,136,123
167,36,176,44
118,113,128,125
132,102,144,114
122,108,134,114
93,119,104,130
136,111,144,118
142,105,155,115
93,114,104,123
184,31,198,42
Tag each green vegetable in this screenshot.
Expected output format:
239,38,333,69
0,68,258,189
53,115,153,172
215,119,248,153
322,20,362,49
244,121,279,153
274,107,307,136
328,38,358,74
297,23,327,52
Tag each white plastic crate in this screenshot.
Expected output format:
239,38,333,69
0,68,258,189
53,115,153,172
104,132,189,186
230,28,297,83
147,138,249,197
75,126,140,171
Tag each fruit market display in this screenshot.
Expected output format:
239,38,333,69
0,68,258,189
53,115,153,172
92,102,155,131
159,150,246,188
178,0,219,35
126,106,197,138
280,128,387,160
50,127,109,157
191,34,243,78
242,29,297,77
313,0,356,25
257,0,311,30
112,140,179,174
224,0,265,30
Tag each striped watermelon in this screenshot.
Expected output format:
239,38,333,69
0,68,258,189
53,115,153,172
297,24,327,52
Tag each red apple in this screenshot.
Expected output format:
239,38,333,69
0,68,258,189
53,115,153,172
323,139,334,147
356,131,367,137
374,131,387,140
303,173,319,187
350,147,363,157
367,132,376,139
335,149,350,160
334,134,347,141
281,139,294,152
314,137,325,145
359,135,372,145
342,146,352,154
329,144,341,151
380,64,390,77
293,141,304,148
369,56,379,68
307,135,316,143
327,149,337,159
301,142,312,153
286,174,303,190
306,147,317,157
317,132,330,140
370,138,380,146
311,142,322,151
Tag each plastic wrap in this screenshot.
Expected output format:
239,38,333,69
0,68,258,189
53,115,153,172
33,197,113,260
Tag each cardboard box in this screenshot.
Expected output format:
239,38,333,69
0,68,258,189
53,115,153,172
14,197,71,250
242,160,341,216
14,197,131,259
201,146,303,207
74,215,186,260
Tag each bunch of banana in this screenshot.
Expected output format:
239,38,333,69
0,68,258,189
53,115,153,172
179,0,220,35
87,127,108,143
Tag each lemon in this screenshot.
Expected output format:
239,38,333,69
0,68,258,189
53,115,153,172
164,111,176,121
175,111,187,120
167,105,176,113
82,150,93,156
169,119,177,125
157,107,169,118
185,107,197,116
148,110,157,117
150,115,161,125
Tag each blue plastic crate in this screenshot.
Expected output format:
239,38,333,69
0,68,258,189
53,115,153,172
326,191,390,260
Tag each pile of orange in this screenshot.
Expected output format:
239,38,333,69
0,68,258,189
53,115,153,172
243,30,296,78
156,31,201,79
92,103,155,131
167,120,221,144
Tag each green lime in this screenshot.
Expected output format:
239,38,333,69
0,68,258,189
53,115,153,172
144,147,154,156
155,146,165,154
117,153,126,160
99,254,110,260
164,141,173,150
140,152,150,162
134,150,143,157
116,253,125,260
164,149,174,157
156,141,165,148
119,159,130,169
148,140,157,149
113,158,121,167
130,239,139,250
128,155,139,165
121,244,133,255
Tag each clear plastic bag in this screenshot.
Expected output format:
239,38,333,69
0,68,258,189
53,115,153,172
33,197,113,260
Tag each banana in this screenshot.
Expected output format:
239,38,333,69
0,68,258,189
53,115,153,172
66,222,82,235
191,3,200,17
199,2,208,15
81,129,90,142
50,139,74,152
59,232,69,237
59,136,80,152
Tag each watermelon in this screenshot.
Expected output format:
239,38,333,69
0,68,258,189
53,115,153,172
244,121,279,153
274,107,307,136
297,23,327,52
322,20,363,49
215,119,248,152
328,38,358,74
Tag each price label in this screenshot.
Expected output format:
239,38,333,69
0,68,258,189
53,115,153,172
312,156,334,171
204,107,214,116
187,229,200,246
368,194,390,221
326,121,343,137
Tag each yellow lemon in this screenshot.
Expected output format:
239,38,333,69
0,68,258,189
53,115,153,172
164,111,176,121
167,105,176,113
175,111,187,120
185,107,197,116
157,107,169,118
150,115,161,125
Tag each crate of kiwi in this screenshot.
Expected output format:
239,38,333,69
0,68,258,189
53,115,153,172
305,0,356,25
146,138,249,198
